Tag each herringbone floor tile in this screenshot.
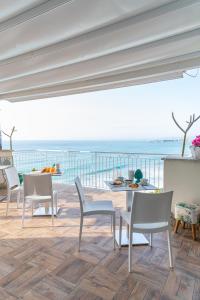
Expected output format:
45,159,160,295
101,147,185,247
0,184,199,300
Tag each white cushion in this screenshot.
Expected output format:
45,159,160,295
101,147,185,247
25,195,51,201
84,200,114,213
120,210,168,230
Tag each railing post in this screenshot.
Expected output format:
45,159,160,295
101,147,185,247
95,152,97,188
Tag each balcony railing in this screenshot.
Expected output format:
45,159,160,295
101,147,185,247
12,150,168,189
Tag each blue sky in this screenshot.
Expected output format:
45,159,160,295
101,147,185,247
0,72,199,141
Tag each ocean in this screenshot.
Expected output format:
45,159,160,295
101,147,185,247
3,139,190,155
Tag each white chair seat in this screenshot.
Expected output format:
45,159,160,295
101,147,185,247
84,200,114,214
25,190,57,202
133,222,168,230
25,195,52,201
25,191,57,201
11,185,22,191
121,210,168,231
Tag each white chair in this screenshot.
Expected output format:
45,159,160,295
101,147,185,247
75,176,116,251
22,173,57,227
119,191,173,272
5,166,21,216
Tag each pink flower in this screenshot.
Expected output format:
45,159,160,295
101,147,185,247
192,136,200,147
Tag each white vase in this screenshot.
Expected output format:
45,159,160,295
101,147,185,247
128,170,134,180
190,145,200,159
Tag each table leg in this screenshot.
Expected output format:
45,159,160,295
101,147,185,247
116,190,149,246
33,202,60,216
126,191,132,238
115,229,149,246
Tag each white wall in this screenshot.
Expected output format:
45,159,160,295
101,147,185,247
164,157,200,213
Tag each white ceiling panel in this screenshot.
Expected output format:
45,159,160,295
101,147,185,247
0,0,46,22
0,0,199,102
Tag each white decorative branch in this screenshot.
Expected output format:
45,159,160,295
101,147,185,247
1,126,16,151
172,113,200,157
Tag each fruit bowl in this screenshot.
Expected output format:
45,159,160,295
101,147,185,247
41,166,57,174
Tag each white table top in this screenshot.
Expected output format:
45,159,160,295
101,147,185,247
105,181,157,192
28,171,63,176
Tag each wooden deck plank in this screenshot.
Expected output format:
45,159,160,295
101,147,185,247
0,183,199,300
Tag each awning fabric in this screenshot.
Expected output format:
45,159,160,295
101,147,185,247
0,0,200,102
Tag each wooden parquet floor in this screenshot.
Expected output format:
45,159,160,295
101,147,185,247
0,184,200,300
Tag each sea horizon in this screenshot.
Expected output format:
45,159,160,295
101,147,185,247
2,138,191,155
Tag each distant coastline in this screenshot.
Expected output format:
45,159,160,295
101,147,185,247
150,139,181,143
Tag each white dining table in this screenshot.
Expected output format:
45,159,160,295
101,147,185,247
105,181,158,246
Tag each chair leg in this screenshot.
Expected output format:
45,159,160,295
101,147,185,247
56,197,58,213
126,224,129,239
167,229,173,269
31,202,34,216
22,199,25,228
149,233,152,247
174,219,181,233
54,192,58,213
78,215,83,251
17,190,20,209
6,191,11,217
191,224,197,240
128,227,133,273
51,198,54,226
119,216,122,249
113,213,115,250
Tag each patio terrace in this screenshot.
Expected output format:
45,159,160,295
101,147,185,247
0,183,199,300
1,1,200,298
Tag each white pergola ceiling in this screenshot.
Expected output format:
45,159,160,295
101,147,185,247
0,0,200,102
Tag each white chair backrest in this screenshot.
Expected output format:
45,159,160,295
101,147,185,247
131,191,173,225
75,177,85,213
23,174,53,198
5,166,20,188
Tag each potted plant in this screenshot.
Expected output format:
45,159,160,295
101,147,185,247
190,136,200,159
